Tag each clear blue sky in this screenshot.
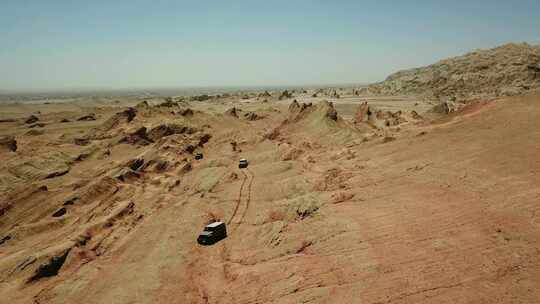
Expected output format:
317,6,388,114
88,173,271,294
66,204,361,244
1,0,539,91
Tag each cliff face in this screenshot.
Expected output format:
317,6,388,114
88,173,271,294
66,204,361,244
365,43,540,102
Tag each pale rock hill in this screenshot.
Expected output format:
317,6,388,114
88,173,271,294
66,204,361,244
364,43,540,102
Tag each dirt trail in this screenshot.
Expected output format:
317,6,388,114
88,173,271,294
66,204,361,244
227,168,254,234
237,169,254,226
227,170,248,226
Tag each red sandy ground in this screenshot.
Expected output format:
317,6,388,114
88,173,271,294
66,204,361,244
0,92,539,303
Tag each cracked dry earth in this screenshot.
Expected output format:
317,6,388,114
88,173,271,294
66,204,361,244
1,92,540,304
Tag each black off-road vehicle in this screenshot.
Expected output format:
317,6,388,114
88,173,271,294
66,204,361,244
238,158,248,169
197,221,227,245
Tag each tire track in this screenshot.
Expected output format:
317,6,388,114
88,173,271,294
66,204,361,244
227,170,248,225
238,169,254,225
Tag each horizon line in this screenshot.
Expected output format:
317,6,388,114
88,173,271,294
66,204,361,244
0,82,372,96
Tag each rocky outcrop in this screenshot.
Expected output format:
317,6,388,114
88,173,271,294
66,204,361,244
285,99,342,128
25,130,44,136
120,108,137,122
143,159,169,172
288,99,301,113
431,102,451,114
25,115,39,124
84,107,139,140
225,107,238,118
259,91,272,98
354,102,413,127
179,162,192,174
74,138,90,146
114,168,141,182
324,101,338,121
8,152,72,181
126,158,145,171
244,112,262,121
120,123,199,146
354,102,372,123
147,124,195,142
28,123,46,128
278,90,293,100
190,95,211,102
285,194,322,221
158,98,178,107
287,100,313,121
136,100,150,108
373,110,408,126
411,110,423,120
179,108,194,117
365,43,540,102
27,248,71,282
263,128,280,141
527,64,540,73
99,108,137,133
120,127,153,146
198,134,211,147
77,114,96,121
0,135,17,152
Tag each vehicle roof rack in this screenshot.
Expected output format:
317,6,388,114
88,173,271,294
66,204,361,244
206,221,224,228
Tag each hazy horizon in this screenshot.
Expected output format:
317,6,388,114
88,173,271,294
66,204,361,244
0,83,370,97
0,81,368,92
2,0,540,92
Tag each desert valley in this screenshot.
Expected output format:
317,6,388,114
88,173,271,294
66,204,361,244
1,43,540,303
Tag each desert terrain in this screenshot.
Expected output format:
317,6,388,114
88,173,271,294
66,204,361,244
1,43,540,304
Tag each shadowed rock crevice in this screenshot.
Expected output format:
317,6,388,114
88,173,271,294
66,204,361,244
25,115,39,124
0,135,17,152
27,249,71,283
127,158,145,171
77,114,96,121
52,207,67,217
0,235,11,245
120,127,153,145
147,124,195,142
225,107,239,117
